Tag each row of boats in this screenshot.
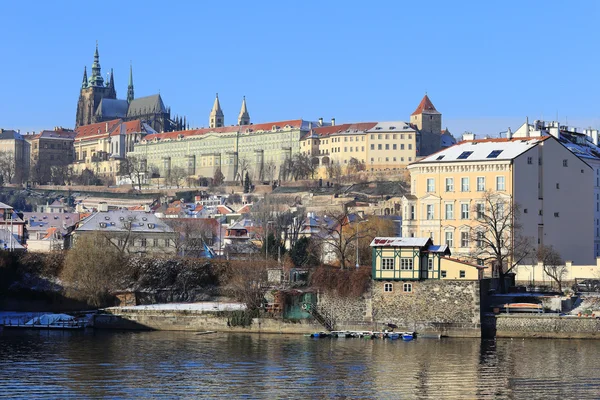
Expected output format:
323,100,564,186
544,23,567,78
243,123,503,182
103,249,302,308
309,331,415,341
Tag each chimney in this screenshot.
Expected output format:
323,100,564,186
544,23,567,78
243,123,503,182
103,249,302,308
331,118,336,126
506,127,512,139
462,133,475,141
525,117,530,137
318,118,323,126
98,202,108,212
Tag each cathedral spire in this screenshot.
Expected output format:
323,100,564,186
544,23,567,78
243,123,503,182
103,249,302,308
237,96,250,125
209,93,224,128
89,41,104,87
81,66,88,89
127,63,135,103
109,68,115,88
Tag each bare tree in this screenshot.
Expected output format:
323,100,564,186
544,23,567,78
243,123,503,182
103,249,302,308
168,166,187,188
537,244,566,292
165,219,216,257
223,258,272,310
0,151,16,184
320,210,373,269
119,155,146,191
347,157,366,175
326,162,343,186
470,191,534,292
265,160,277,184
237,158,250,184
61,232,123,307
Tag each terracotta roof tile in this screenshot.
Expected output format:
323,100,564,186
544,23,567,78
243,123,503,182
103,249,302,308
411,95,439,116
75,119,122,141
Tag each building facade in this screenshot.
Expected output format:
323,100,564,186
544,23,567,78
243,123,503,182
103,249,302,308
73,119,153,178
26,128,76,183
510,119,600,257
403,135,594,266
0,129,30,183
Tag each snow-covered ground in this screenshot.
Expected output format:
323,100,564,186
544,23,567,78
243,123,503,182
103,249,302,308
0,311,45,325
112,302,247,312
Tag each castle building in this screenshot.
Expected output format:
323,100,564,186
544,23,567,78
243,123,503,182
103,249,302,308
75,44,184,133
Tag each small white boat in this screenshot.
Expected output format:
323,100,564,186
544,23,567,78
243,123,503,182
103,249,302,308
4,314,85,330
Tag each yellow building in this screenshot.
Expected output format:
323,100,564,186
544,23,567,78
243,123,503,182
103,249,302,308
370,237,483,290
403,135,594,266
73,119,149,178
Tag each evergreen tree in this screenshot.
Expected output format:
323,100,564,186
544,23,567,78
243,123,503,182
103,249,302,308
244,171,251,193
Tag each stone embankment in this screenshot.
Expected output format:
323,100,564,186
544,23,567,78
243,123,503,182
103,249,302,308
483,314,600,339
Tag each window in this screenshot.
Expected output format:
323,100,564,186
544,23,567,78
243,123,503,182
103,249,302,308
496,176,505,191
153,239,159,247
476,203,485,219
393,144,397,150
401,144,405,150
427,204,434,220
457,151,473,159
461,203,470,219
441,270,447,278
476,232,484,248
497,202,505,218
461,177,469,192
427,178,435,192
384,283,393,292
371,144,374,150
381,258,394,270
164,239,171,247
378,144,382,150
400,258,413,270
477,177,485,191
487,150,503,158
460,232,469,247
140,238,147,247
563,159,568,167
445,232,453,247
445,178,454,192
554,212,560,217
427,258,434,271
403,283,413,293
527,157,533,165
445,203,454,219
408,144,412,150
459,270,466,278
410,205,415,220
385,144,389,150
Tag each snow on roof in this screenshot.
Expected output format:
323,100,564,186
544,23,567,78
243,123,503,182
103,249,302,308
365,121,415,133
415,136,550,165
370,237,431,247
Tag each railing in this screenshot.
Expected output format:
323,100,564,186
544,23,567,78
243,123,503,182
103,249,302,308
302,303,335,331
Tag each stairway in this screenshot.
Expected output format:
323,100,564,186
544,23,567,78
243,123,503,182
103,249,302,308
302,303,334,331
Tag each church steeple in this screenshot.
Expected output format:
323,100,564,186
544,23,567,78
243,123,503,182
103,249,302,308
237,96,250,125
89,41,104,87
81,66,88,89
209,93,224,128
127,63,135,103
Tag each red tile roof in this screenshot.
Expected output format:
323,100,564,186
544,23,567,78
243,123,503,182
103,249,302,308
75,119,122,141
411,95,439,116
310,122,378,137
237,205,251,214
143,119,305,142
456,136,551,145
123,120,143,134
217,205,233,215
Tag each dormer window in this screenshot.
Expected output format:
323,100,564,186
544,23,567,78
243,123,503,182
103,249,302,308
486,150,503,158
457,151,473,160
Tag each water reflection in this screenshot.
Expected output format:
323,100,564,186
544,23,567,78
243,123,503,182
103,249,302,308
1,329,599,399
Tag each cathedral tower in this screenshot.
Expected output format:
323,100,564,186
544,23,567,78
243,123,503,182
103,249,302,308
237,96,250,125
75,43,117,128
209,93,224,128
127,63,135,104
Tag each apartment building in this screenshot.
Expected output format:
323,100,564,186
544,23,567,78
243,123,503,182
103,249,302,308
510,119,600,256
0,129,30,183
403,135,593,265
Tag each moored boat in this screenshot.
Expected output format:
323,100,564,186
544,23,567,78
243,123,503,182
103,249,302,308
3,314,85,330
401,332,414,341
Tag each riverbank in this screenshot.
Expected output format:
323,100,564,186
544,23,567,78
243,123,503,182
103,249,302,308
483,314,600,339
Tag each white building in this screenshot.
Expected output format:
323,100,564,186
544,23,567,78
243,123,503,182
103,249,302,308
511,119,600,256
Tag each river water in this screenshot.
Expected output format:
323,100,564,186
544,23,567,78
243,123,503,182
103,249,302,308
0,330,599,399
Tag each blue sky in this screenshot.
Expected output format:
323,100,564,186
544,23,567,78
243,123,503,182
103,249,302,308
1,1,598,137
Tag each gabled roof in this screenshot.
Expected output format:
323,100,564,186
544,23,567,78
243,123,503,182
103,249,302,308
237,205,251,214
75,119,122,140
414,136,551,165
76,210,174,233
411,94,440,116
127,94,166,117
217,205,234,215
370,237,432,247
28,129,76,141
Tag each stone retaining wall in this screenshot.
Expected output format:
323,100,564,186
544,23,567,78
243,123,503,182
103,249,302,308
483,314,600,339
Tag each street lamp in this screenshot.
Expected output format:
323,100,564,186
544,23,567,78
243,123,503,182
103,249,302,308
355,219,368,269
